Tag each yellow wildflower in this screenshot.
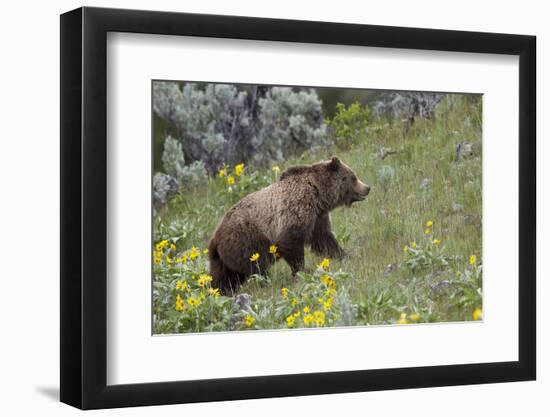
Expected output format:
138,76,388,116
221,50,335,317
281,287,288,300
176,280,189,291
426,220,433,228
156,239,169,250
325,288,337,297
244,314,255,328
187,297,200,308
198,274,213,287
170,243,176,252
189,246,200,260
318,258,330,271
469,255,477,266
269,244,278,255
403,245,409,254
203,248,209,255
313,310,325,326
473,308,483,321
410,313,420,321
397,313,408,324
291,297,298,307
303,306,310,314
272,165,280,174
226,175,235,186
286,315,296,328
433,239,441,245
175,294,185,311
208,287,220,297
234,163,244,177
425,228,431,235
303,314,314,326
320,275,335,288
411,241,417,249
166,256,173,265
323,298,333,311
250,252,260,262
218,167,226,177
173,255,185,264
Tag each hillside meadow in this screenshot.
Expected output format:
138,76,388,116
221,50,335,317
152,93,482,334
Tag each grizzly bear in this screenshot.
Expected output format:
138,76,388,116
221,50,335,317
208,157,370,294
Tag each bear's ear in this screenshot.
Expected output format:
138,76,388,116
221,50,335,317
328,156,341,171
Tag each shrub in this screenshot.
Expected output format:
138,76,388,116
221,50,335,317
275,262,356,329
326,102,371,149
162,135,207,189
153,240,236,333
153,82,247,172
153,82,329,172
403,220,451,273
447,257,482,314
257,87,329,163
373,92,445,127
152,172,178,211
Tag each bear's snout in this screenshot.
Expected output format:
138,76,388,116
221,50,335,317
355,180,370,198
348,180,370,205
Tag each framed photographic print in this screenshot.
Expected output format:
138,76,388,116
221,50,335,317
60,6,536,409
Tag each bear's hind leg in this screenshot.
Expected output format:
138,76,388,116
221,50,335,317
209,241,246,295
210,255,243,295
277,230,306,276
209,228,275,294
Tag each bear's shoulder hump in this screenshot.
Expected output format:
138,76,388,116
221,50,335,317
279,165,312,181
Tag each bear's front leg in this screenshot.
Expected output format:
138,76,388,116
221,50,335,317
309,213,345,258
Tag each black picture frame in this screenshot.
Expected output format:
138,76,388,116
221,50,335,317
60,6,536,410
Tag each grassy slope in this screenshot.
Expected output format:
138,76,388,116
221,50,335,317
155,94,482,325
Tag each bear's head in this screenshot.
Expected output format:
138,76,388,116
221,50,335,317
321,156,370,208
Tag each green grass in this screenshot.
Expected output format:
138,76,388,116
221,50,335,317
153,94,483,333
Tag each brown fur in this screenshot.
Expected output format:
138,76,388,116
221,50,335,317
208,157,370,294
